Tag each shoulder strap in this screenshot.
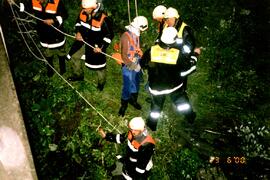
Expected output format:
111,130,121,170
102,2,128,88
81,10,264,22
177,22,188,38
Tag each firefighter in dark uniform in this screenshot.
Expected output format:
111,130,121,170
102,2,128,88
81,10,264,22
98,117,155,179
152,5,167,43
66,0,105,82
164,7,200,91
71,0,114,91
9,0,68,77
141,27,198,131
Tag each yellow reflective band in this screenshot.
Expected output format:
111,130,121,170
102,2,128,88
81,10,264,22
151,45,179,65
177,22,187,38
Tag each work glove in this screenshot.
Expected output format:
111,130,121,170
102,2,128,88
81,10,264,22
134,64,141,72
135,49,143,58
127,63,141,72
98,127,106,139
127,63,137,70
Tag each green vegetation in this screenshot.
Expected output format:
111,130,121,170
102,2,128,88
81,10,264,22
3,0,269,179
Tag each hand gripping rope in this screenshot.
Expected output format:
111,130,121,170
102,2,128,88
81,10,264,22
8,2,121,133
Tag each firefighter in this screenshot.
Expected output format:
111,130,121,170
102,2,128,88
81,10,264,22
164,7,201,91
66,0,106,82
71,0,114,90
152,5,167,43
118,16,148,117
140,27,197,131
8,0,68,77
98,117,155,180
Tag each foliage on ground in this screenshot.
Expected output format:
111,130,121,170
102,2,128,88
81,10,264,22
3,0,270,179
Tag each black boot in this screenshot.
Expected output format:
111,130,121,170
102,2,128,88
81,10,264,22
59,56,66,75
147,117,158,131
185,111,196,124
129,93,141,110
97,83,105,91
118,99,128,117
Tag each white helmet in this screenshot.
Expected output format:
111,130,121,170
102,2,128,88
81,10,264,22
82,0,97,9
164,7,179,19
129,117,145,131
152,5,167,19
131,16,148,31
161,27,178,45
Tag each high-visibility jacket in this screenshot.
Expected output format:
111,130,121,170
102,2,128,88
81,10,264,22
177,22,187,38
119,31,142,66
79,10,107,31
127,130,155,152
164,20,195,53
105,130,155,178
28,0,68,48
164,21,187,39
32,0,59,14
120,31,140,63
75,9,114,69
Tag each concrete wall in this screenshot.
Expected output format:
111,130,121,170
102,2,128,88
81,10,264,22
0,27,38,180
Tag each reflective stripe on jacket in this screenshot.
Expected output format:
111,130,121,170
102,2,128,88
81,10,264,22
164,21,187,38
127,131,155,151
79,11,107,31
32,0,60,14
177,22,187,38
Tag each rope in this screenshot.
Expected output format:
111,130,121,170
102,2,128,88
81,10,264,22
9,3,122,134
0,25,10,64
127,0,131,24
134,0,138,17
12,11,45,62
127,0,139,23
12,2,122,64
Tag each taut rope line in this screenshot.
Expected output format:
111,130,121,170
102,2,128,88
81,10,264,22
9,3,121,133
11,2,123,64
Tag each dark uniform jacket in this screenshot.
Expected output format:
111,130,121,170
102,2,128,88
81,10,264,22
141,41,197,94
75,6,114,69
105,130,155,179
175,20,196,51
23,0,68,48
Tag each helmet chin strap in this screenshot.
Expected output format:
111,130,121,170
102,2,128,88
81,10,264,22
93,3,100,13
142,128,148,136
126,24,140,37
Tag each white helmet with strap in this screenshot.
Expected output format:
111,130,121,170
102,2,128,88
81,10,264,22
164,7,180,19
129,117,145,131
82,0,97,9
161,27,178,45
152,5,167,19
131,16,148,32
